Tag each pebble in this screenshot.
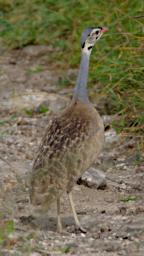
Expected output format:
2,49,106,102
105,128,119,144
30,253,41,256
77,168,107,189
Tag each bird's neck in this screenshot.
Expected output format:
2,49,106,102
73,51,90,103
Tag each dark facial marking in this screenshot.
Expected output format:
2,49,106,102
96,30,99,35
88,46,93,50
82,42,85,48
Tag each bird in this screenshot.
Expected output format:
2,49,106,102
30,26,107,233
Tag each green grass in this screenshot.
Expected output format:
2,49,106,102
24,105,49,116
0,0,144,134
60,245,71,254
27,65,44,74
0,219,14,245
24,108,34,117
121,195,137,202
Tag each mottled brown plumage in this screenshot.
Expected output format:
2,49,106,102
31,101,104,205
30,26,107,232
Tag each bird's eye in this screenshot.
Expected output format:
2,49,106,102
95,30,99,35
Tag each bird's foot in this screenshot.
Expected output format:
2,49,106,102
56,226,63,233
75,225,87,234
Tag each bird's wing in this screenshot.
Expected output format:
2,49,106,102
33,115,89,170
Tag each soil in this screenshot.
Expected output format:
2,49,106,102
0,47,144,256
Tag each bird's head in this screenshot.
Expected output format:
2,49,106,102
81,27,108,53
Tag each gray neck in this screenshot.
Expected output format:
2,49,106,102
73,51,90,103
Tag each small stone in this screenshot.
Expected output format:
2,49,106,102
81,233,86,237
102,115,118,126
30,253,41,256
105,128,119,144
77,168,107,189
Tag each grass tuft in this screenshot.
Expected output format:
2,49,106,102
121,195,137,202
0,0,143,133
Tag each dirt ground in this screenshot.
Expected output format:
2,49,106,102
0,47,144,256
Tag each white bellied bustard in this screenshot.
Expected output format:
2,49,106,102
30,27,107,232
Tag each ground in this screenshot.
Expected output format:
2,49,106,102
0,47,144,256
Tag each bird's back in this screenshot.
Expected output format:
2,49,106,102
30,100,104,208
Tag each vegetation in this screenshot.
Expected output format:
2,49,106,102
0,219,14,245
0,0,143,134
121,195,137,202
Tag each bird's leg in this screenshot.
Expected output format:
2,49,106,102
56,196,63,233
68,192,86,233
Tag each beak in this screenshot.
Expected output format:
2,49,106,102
101,27,108,33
